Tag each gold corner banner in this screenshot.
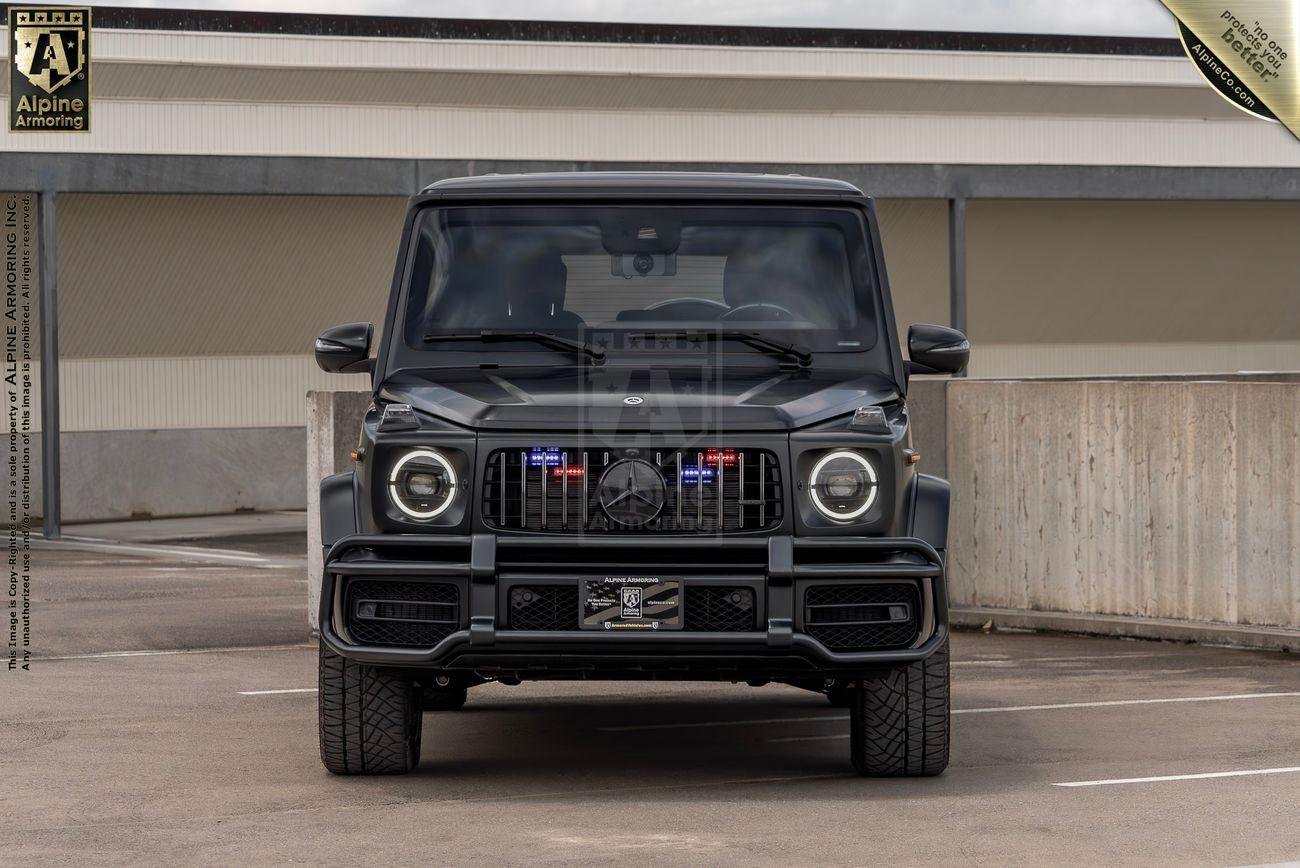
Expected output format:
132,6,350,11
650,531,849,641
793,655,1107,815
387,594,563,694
1161,0,1299,138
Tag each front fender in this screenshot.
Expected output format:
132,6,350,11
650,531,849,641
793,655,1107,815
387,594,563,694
320,471,359,547
906,473,950,552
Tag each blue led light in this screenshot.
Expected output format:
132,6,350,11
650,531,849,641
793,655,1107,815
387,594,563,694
528,447,562,467
679,465,715,483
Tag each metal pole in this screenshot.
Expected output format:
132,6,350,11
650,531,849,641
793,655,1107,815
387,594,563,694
38,190,61,539
948,196,968,378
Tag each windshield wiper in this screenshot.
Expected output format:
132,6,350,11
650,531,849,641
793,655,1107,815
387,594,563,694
657,330,813,368
422,330,606,365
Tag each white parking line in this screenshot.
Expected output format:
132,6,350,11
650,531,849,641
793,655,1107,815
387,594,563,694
41,536,271,564
602,715,845,732
954,692,1300,715
239,688,319,696
952,653,1172,667
1053,767,1300,788
38,644,312,662
598,691,1300,734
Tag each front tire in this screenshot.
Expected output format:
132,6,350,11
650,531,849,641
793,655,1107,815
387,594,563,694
849,637,950,777
318,643,422,775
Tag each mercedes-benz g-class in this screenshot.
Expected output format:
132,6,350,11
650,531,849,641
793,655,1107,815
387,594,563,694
313,172,969,776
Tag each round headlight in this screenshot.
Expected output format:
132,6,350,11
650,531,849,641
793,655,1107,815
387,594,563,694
809,451,878,521
388,449,457,520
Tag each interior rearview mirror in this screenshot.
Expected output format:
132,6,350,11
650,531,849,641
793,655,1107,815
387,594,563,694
315,322,374,374
907,323,969,376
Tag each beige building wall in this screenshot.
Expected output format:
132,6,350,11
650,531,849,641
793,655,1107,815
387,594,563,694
5,27,1300,167
967,200,1300,376
58,194,405,358
39,193,1300,433
48,194,402,431
875,199,951,336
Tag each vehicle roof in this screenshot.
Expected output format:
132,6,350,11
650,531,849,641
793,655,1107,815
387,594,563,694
418,172,868,202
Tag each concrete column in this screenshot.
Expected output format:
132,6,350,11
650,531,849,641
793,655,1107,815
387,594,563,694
947,196,968,352
38,190,61,538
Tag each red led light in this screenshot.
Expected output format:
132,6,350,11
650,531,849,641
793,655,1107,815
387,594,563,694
551,466,586,478
704,448,738,466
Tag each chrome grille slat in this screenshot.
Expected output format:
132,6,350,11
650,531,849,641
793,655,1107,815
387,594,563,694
696,451,703,529
675,452,682,527
483,447,782,535
498,452,506,526
716,449,724,528
738,451,745,530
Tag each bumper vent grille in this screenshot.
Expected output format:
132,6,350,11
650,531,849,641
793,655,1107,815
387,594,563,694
345,580,459,647
508,584,756,632
685,586,756,632
509,585,580,631
483,447,782,534
803,583,919,650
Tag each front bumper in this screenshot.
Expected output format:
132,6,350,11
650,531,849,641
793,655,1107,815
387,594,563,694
318,533,948,677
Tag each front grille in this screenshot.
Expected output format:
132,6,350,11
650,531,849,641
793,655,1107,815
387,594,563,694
685,586,756,632
803,583,919,650
345,580,459,646
483,447,782,533
509,584,579,630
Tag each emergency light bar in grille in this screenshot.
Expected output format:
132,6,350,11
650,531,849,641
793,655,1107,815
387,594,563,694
482,447,783,533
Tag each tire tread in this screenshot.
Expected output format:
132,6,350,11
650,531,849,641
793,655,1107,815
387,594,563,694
849,638,950,777
318,643,421,775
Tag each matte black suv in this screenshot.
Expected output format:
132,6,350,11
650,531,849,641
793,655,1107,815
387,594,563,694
313,172,969,776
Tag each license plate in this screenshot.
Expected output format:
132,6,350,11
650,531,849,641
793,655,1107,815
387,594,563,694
582,576,682,630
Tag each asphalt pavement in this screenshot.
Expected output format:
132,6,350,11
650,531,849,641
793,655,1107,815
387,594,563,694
3,537,1298,866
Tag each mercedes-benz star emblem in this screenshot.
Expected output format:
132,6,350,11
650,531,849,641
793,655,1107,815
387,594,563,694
623,396,644,406
597,459,665,527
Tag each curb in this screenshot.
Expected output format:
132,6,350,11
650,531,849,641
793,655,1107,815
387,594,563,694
951,606,1300,653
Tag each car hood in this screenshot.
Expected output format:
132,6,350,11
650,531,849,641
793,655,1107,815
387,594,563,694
378,365,899,431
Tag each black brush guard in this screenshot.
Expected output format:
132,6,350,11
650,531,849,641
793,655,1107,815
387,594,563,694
319,533,948,677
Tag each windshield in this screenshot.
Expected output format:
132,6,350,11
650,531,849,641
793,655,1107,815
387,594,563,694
400,204,881,356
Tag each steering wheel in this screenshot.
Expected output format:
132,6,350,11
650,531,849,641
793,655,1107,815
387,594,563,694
641,298,729,320
720,303,797,322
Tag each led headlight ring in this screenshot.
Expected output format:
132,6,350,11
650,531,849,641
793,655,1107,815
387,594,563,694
388,449,457,520
809,450,878,521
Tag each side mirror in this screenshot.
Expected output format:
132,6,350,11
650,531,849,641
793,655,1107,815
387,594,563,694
315,322,374,374
907,323,969,376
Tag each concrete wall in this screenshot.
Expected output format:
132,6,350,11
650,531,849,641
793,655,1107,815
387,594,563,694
36,427,306,523
905,378,948,481
946,379,1300,630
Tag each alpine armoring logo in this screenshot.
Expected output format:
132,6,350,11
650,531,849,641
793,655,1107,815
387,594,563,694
9,7,91,133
